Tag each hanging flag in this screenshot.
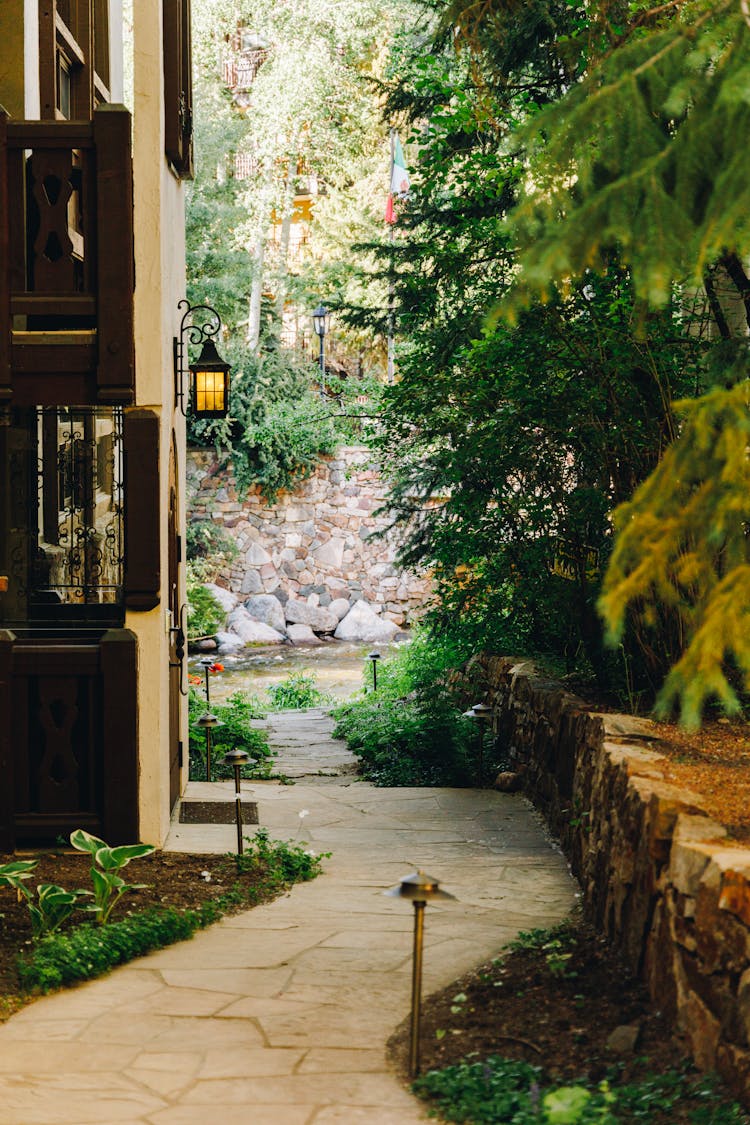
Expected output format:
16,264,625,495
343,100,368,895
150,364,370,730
385,131,410,225
391,134,411,197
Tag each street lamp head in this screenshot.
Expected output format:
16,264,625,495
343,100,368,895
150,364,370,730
384,870,456,903
189,338,231,419
312,304,330,338
368,651,381,663
196,711,221,729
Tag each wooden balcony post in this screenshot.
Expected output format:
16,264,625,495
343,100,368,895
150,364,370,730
0,630,16,850
93,104,135,404
100,629,140,843
0,110,11,402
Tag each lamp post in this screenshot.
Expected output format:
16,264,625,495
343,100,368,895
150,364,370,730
463,702,493,786
196,710,221,782
174,299,232,419
385,871,456,1078
222,747,256,855
367,650,381,692
200,656,214,707
312,303,330,399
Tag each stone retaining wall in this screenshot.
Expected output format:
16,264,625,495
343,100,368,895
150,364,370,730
475,655,750,1101
187,447,431,626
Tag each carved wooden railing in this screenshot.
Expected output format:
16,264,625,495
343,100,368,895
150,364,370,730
0,105,135,406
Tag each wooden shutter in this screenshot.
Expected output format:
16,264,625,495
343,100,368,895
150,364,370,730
163,0,194,179
124,409,160,610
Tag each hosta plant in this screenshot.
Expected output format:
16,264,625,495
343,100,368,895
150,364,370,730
70,829,156,924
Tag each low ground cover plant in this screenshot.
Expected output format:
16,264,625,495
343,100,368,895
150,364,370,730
332,632,486,785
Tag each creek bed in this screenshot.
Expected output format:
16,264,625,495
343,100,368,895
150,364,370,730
188,639,406,704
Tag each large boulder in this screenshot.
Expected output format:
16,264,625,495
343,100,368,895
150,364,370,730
334,599,401,643
202,583,238,617
215,631,246,656
227,606,285,645
285,598,339,635
287,623,323,647
329,597,351,622
244,594,287,635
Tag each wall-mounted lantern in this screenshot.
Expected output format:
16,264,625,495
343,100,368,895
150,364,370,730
174,299,231,418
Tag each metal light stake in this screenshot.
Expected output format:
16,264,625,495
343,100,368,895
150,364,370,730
385,871,456,1078
222,748,256,854
196,711,221,782
368,650,381,692
200,656,214,706
463,702,493,786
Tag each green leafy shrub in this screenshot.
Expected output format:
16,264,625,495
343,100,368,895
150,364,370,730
266,670,329,710
188,687,271,780
186,575,225,640
332,633,478,785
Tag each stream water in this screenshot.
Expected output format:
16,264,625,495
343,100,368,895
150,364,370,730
188,639,406,705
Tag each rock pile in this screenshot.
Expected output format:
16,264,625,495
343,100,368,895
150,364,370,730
196,583,404,654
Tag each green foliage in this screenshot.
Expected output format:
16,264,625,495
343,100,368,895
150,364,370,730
26,884,85,940
332,633,479,785
15,833,328,994
186,523,239,584
600,382,750,727
266,670,330,710
1,860,85,939
16,907,206,992
188,688,271,780
237,827,329,886
0,859,38,895
186,576,225,640
69,830,156,925
413,1055,749,1124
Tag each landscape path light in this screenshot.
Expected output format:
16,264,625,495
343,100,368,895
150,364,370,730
367,650,381,692
222,747,257,855
385,870,456,1078
463,701,493,786
196,710,222,782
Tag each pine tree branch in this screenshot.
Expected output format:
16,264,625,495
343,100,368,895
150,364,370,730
703,269,732,339
719,252,750,332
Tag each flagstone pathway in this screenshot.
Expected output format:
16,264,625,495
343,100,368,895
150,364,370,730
0,710,577,1124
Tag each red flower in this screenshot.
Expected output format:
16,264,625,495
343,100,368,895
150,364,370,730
209,662,224,673
188,674,202,686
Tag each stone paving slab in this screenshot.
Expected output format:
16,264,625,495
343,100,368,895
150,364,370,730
0,710,577,1123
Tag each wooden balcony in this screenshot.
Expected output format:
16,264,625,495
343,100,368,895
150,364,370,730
0,105,135,406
